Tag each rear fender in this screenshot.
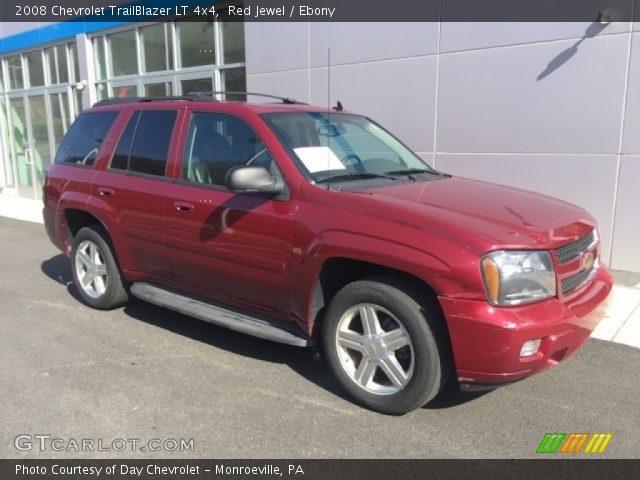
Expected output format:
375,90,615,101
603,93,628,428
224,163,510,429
58,193,140,276
56,191,92,253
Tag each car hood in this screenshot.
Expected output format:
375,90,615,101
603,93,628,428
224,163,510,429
346,176,595,249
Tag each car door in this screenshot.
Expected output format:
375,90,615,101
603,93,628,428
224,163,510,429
92,108,180,278
164,110,296,313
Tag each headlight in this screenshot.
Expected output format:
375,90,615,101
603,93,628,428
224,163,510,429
481,250,556,306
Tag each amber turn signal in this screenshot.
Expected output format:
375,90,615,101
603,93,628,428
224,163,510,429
481,257,501,304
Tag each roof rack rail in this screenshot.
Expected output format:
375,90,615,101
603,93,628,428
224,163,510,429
187,91,306,105
92,96,215,107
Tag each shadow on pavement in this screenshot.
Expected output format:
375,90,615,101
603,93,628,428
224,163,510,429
423,377,491,409
41,253,487,411
41,253,73,285
123,296,350,404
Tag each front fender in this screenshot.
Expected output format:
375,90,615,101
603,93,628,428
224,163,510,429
289,229,453,336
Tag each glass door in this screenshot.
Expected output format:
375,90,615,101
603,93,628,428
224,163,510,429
6,92,55,200
7,95,33,198
28,94,52,200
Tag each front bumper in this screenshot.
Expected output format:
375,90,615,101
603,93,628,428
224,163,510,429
439,266,613,386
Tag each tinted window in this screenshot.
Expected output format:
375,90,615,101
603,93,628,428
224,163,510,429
110,111,139,170
54,111,118,166
182,112,273,186
130,111,176,176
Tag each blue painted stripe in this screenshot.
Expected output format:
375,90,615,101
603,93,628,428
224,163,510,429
0,0,219,54
0,22,128,54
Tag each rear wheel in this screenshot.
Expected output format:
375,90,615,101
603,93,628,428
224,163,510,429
71,226,128,310
322,277,450,415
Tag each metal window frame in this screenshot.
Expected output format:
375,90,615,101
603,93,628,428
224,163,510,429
88,18,245,100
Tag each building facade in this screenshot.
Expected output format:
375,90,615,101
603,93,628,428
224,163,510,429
1,21,639,272
0,18,245,199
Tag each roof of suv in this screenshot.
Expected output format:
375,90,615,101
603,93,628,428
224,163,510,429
90,93,345,115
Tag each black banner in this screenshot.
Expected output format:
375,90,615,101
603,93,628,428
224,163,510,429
2,459,640,480
2,0,640,22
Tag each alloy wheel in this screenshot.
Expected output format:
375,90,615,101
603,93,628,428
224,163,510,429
335,303,414,395
74,239,109,299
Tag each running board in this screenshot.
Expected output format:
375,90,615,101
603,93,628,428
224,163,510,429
130,283,313,347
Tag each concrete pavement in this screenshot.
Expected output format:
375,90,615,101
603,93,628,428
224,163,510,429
592,283,640,349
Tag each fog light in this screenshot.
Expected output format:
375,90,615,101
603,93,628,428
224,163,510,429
520,339,542,357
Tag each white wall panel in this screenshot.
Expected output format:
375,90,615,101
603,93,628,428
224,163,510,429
309,57,437,152
246,69,310,103
245,22,309,74
436,34,629,154
611,155,640,271
309,23,438,67
622,32,640,154
440,22,630,53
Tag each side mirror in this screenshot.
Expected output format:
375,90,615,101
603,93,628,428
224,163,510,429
225,166,283,195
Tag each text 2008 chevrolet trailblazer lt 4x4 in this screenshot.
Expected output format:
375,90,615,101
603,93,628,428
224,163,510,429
43,93,612,415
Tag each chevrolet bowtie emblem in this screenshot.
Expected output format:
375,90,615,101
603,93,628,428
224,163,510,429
582,251,595,271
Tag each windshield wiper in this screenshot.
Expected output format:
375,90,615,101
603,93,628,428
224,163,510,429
384,168,450,177
316,172,401,184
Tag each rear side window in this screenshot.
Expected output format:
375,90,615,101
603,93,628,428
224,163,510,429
54,111,118,166
110,111,139,170
110,110,177,176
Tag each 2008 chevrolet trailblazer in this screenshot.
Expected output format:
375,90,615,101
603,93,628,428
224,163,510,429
43,93,612,414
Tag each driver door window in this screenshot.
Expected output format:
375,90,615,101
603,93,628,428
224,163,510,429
182,112,274,186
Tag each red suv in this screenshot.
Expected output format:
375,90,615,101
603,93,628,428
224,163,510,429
43,93,612,414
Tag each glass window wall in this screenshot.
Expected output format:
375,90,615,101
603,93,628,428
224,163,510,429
109,29,138,76
142,23,173,72
89,20,246,99
1,40,79,198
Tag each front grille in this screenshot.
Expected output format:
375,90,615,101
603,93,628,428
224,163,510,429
556,230,595,264
561,267,594,295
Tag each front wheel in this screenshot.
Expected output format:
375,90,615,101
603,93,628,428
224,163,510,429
70,226,129,310
322,278,450,415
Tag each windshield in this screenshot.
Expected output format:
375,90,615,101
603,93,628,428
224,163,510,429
262,112,435,182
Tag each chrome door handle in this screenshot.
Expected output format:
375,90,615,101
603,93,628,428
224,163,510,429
174,201,194,212
98,187,114,197
24,147,33,166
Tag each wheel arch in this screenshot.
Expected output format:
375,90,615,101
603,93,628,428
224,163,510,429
309,257,449,342
318,262,456,414
64,208,106,244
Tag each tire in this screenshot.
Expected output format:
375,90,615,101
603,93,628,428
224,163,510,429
70,225,129,310
321,277,451,415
